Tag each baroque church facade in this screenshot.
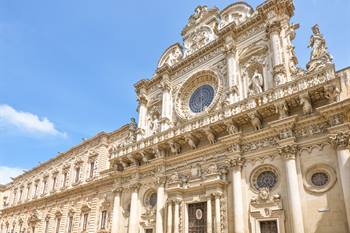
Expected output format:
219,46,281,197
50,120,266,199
1,0,350,233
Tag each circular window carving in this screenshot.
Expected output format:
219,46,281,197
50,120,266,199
250,165,280,193
256,171,278,190
149,193,157,207
189,85,215,113
174,70,223,120
304,164,336,193
144,190,157,209
311,172,329,187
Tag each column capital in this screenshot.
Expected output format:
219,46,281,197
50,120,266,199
278,144,299,160
129,183,141,192
225,156,245,169
266,21,282,36
112,187,123,195
329,132,350,150
154,175,167,186
213,192,223,198
137,94,148,106
174,199,182,205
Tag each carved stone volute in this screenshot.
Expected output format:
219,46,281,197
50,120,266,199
329,132,350,150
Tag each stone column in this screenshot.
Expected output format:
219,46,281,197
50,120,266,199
173,200,181,233
167,201,173,233
206,195,212,233
267,22,286,85
160,76,172,131
329,133,350,229
156,177,166,233
279,145,305,233
111,187,123,233
128,184,141,233
230,158,245,233
137,95,148,134
214,193,221,233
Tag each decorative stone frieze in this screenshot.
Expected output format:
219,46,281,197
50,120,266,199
329,132,350,150
278,144,299,160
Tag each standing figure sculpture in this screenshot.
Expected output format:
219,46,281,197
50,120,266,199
307,24,332,71
248,69,264,96
128,117,138,142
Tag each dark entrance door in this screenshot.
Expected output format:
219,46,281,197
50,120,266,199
188,202,207,233
260,220,278,233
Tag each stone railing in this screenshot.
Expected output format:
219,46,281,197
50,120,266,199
110,65,337,160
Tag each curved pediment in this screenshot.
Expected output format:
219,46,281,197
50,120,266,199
157,43,183,68
219,2,254,29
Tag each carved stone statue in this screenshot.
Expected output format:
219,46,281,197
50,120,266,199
168,141,181,154
128,118,138,142
300,94,312,115
186,135,199,149
150,114,160,135
248,70,264,96
249,111,262,130
324,85,340,103
307,24,332,71
204,128,216,144
225,121,239,135
167,47,183,67
275,101,289,120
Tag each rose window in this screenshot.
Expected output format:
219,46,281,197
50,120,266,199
250,166,280,193
255,171,278,190
189,84,215,113
311,172,329,187
149,193,157,208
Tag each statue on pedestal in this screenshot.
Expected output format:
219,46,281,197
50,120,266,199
307,24,332,71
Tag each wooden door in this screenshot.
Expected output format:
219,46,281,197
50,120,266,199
260,220,278,233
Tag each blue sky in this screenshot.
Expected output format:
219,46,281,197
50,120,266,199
0,0,349,184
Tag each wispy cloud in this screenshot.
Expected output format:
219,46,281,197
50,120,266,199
0,104,66,137
0,166,25,184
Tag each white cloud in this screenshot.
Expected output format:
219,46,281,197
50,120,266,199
0,104,66,137
0,166,25,184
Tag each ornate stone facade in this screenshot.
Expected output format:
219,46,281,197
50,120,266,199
1,1,350,233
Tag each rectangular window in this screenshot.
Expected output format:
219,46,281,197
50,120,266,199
52,177,57,191
13,191,17,204
19,189,23,202
67,216,73,233
55,218,61,233
62,173,67,188
44,220,49,233
34,184,38,197
75,167,80,183
82,214,88,232
43,180,48,194
100,211,107,229
89,161,95,178
259,220,278,233
26,186,30,200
